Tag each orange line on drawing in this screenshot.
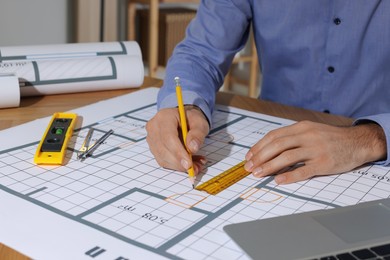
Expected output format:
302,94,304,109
240,188,283,203
240,188,259,199
165,193,208,209
119,141,134,148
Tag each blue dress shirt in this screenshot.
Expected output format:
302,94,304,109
157,0,390,165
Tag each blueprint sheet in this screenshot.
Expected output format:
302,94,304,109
0,41,143,108
1,87,390,260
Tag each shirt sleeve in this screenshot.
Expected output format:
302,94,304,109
354,113,390,166
157,0,252,124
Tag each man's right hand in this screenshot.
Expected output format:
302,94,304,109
146,106,210,174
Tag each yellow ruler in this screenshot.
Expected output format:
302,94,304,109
195,160,250,195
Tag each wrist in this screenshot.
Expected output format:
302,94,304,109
353,123,387,163
184,105,210,127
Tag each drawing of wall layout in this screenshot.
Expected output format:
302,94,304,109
1,88,390,260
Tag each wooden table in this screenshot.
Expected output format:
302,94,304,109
0,77,163,131
0,77,352,259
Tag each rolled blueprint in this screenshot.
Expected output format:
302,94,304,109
0,75,20,108
0,41,144,108
0,55,143,96
0,41,142,61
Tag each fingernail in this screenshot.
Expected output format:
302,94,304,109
193,162,204,175
200,158,207,165
193,163,199,174
275,175,286,184
252,167,263,177
244,160,253,171
181,159,189,170
189,140,199,152
245,151,253,161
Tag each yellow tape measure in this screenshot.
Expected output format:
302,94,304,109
195,160,250,195
34,112,77,165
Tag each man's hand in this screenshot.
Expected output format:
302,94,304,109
146,106,210,174
244,121,387,184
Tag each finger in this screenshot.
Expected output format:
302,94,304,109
147,128,189,171
192,155,207,175
169,132,195,171
146,109,192,171
251,148,309,178
274,164,317,185
246,121,315,161
159,110,206,172
245,134,302,172
246,125,296,161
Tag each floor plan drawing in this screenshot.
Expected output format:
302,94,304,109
1,88,390,260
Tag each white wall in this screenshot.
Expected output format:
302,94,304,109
0,1,197,46
0,0,72,46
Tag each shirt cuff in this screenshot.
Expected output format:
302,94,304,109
354,114,390,166
157,90,213,127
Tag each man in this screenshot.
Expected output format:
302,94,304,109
146,1,389,184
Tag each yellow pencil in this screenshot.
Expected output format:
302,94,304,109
175,76,195,188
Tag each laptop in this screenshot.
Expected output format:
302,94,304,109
223,198,390,260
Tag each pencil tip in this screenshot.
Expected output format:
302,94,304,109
189,176,195,189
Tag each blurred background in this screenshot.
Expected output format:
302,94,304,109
0,0,260,97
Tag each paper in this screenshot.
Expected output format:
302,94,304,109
0,41,142,61
0,41,144,107
1,88,390,260
0,74,19,108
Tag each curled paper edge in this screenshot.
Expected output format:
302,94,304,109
0,75,20,108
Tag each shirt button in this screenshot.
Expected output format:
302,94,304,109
327,66,335,73
333,18,341,25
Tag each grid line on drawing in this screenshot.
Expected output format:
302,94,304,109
22,105,190,215
320,172,373,205
239,189,319,219
0,149,40,192
264,166,390,209
130,105,157,121
9,128,157,215
211,110,242,130
172,221,245,260
3,99,390,260
85,192,206,248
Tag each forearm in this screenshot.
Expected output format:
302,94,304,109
157,0,252,124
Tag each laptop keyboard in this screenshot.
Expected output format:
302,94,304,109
315,242,390,260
